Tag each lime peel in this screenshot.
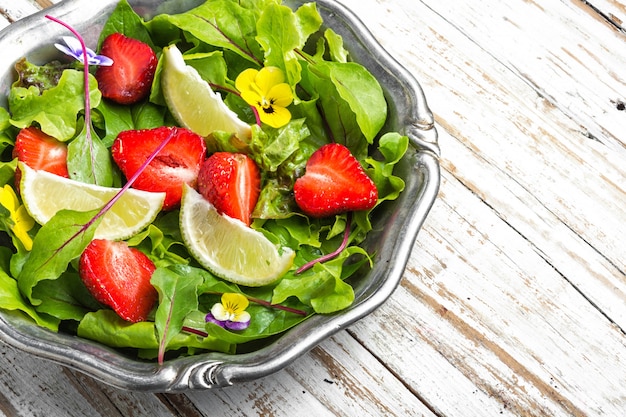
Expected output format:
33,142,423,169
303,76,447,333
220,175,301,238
161,44,252,140
19,163,165,241
180,185,294,287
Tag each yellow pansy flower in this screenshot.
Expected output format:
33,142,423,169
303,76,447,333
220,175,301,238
205,293,251,330
0,184,34,251
235,66,293,128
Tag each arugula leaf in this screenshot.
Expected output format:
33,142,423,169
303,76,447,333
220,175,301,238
256,3,321,87
324,29,349,63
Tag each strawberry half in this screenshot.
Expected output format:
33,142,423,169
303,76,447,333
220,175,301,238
95,33,157,105
12,126,69,188
112,126,206,210
79,239,157,323
294,143,378,218
197,152,261,226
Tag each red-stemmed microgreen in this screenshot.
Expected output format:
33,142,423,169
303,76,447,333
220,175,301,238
45,15,112,184
44,129,177,263
204,291,307,316
296,212,353,274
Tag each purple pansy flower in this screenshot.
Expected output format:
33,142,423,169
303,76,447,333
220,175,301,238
54,36,113,66
205,293,251,331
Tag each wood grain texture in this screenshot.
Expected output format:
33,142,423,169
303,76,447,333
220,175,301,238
0,0,625,415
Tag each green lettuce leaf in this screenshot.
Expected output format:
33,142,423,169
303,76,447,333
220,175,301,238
0,247,59,330
9,69,101,141
151,0,264,64
67,120,115,186
77,309,233,353
17,209,101,305
152,265,204,361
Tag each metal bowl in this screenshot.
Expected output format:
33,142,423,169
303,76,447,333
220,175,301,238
0,0,439,391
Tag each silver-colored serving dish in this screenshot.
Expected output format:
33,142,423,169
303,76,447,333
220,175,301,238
0,0,439,391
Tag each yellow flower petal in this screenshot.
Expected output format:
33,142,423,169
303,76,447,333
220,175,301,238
0,185,34,251
221,292,249,313
0,184,19,212
236,66,293,128
267,83,293,107
259,105,292,128
240,90,263,108
256,66,285,95
13,226,33,252
15,205,35,232
235,68,259,94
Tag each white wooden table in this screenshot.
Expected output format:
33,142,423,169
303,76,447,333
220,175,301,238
1,0,625,415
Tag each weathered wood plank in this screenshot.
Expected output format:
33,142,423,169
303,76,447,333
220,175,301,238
0,343,171,416
0,0,40,24
339,0,626,322
335,0,626,414
586,0,626,29
0,329,433,417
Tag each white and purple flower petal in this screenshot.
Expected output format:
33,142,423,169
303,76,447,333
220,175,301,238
205,293,251,331
54,36,113,66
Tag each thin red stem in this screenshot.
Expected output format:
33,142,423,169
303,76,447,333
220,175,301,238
45,15,97,181
245,296,308,316
182,326,208,338
210,82,261,126
296,212,353,274
206,292,307,316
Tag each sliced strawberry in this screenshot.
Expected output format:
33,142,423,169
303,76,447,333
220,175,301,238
197,152,261,226
12,126,69,188
95,33,157,105
79,239,157,323
111,126,206,210
294,143,378,218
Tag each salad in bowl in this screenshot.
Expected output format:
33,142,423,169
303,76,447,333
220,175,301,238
0,0,439,391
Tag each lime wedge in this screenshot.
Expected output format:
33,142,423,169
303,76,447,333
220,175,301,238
161,44,251,140
19,163,165,241
180,184,294,287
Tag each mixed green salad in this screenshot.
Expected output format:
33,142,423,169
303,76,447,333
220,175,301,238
0,0,408,361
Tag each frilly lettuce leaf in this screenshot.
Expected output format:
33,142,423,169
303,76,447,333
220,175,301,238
9,68,101,141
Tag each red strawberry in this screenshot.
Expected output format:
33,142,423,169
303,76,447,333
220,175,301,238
294,143,378,218
197,152,261,226
12,126,69,188
95,33,157,105
79,239,157,323
112,126,206,210
13,126,69,176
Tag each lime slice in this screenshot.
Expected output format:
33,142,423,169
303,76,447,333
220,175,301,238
161,44,252,140
19,163,165,241
180,184,294,287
